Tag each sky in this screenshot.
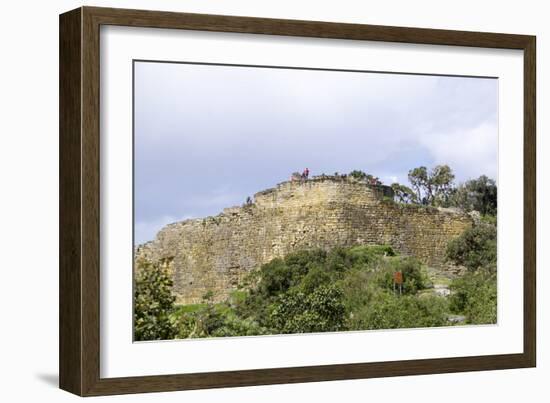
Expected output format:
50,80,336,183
134,61,498,244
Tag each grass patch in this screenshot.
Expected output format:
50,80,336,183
172,303,206,315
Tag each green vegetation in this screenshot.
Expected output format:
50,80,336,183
386,165,497,216
134,258,177,341
134,165,499,340
446,220,497,324
135,228,498,340
391,182,418,204
446,223,497,272
162,245,467,339
348,170,381,185
407,165,455,206
449,269,496,324
450,175,497,216
348,170,368,180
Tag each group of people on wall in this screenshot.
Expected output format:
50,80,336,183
290,168,382,186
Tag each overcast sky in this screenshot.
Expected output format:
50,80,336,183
134,61,498,244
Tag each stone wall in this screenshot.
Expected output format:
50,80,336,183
135,177,473,304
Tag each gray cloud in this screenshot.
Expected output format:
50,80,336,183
134,61,497,244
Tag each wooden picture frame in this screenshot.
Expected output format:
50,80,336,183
59,6,536,396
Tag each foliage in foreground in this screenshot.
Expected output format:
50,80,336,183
449,268,497,324
446,220,497,324
136,234,498,340
134,164,499,340
169,245,456,339
134,217,498,340
134,258,176,341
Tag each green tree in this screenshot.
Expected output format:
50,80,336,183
408,166,430,203
375,256,430,295
170,242,494,339
134,258,176,341
391,182,418,204
254,249,328,299
349,170,367,180
269,285,348,333
446,223,497,272
347,170,382,185
449,269,497,324
407,165,455,206
450,175,497,216
430,165,455,206
354,292,449,330
175,294,270,339
445,221,497,324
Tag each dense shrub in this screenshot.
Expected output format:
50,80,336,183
134,258,177,341
347,244,395,265
446,223,497,271
175,304,269,338
446,221,497,325
450,175,497,216
374,256,430,295
166,239,496,338
254,249,328,299
391,182,418,204
235,245,434,334
348,170,367,180
449,269,497,324
269,285,348,333
137,165,500,340
353,292,449,330
299,264,333,293
408,165,455,206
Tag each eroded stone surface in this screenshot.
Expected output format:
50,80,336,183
135,177,473,304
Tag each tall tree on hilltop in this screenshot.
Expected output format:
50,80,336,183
407,164,455,206
450,175,497,216
391,182,418,204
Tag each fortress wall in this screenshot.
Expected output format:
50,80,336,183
135,178,473,304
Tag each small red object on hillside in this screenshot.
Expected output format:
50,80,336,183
393,271,403,285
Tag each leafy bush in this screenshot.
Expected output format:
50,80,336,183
175,303,269,338
450,175,497,216
269,285,348,333
174,306,223,339
167,240,495,339
348,170,380,184
445,221,497,324
374,256,430,295
449,269,497,324
391,182,418,204
408,165,455,206
211,315,270,337
446,223,497,271
134,258,176,341
299,264,333,293
236,245,433,334
353,292,449,330
348,170,367,180
347,244,395,263
255,258,294,297
254,249,328,299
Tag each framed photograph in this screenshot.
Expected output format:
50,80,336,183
59,6,536,396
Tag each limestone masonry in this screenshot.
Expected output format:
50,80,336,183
135,176,474,304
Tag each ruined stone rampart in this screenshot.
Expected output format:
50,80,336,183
136,177,473,304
